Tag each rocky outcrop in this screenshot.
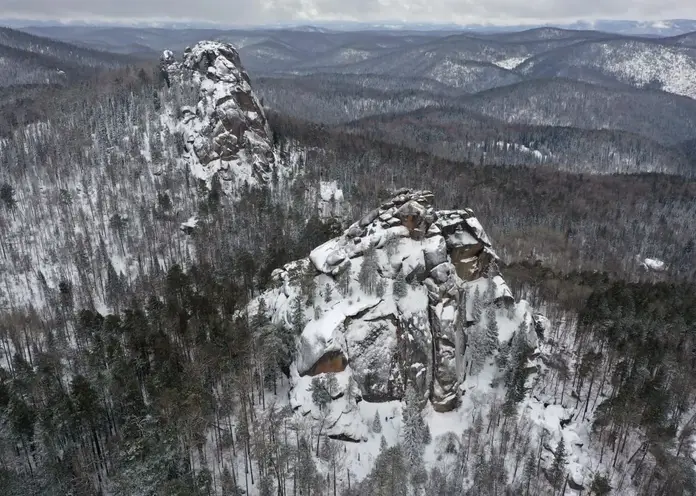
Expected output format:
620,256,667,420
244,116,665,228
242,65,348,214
248,189,536,438
162,41,277,190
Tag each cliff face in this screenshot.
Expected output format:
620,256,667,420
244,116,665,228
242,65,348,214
248,189,539,440
162,41,277,190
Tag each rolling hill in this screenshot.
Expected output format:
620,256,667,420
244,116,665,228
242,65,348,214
517,38,696,99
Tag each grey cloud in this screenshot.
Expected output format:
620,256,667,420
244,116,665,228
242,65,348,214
1,0,694,24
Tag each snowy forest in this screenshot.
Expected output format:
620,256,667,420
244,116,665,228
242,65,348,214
0,27,695,496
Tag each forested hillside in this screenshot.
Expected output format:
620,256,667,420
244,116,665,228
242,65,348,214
0,31,695,496
0,27,132,87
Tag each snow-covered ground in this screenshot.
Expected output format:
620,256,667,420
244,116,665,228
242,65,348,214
643,257,666,272
494,57,528,70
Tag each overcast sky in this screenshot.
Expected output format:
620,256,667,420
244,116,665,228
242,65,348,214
1,0,695,25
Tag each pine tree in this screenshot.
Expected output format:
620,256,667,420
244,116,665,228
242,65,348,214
252,298,270,330
358,247,380,294
550,436,567,489
468,326,487,376
259,474,275,496
325,373,339,398
0,182,17,211
324,283,332,303
297,437,320,495
376,278,386,298
207,173,223,213
422,422,432,445
458,287,469,329
372,410,383,433
512,320,529,363
472,286,483,322
338,264,352,296
522,453,536,496
393,270,408,299
496,341,511,370
310,376,331,410
504,322,531,411
485,307,499,356
401,384,425,469
300,263,317,305
291,296,304,335
385,233,400,258
485,263,498,303
367,439,407,496
590,472,612,495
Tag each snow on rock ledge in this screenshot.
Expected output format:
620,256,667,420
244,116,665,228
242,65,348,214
161,41,278,191
249,189,537,439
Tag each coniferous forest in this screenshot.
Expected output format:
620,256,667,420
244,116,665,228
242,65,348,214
0,25,696,496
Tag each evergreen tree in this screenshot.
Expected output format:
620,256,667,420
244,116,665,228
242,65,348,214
310,376,331,410
207,173,223,213
361,439,407,496
337,264,352,296
325,373,339,398
291,296,305,335
300,263,317,305
393,270,408,299
372,410,383,434
258,474,275,496
504,322,531,412
468,326,488,376
375,278,386,298
484,262,498,303
472,286,483,323
0,183,17,211
496,340,511,370
590,472,612,496
385,233,400,258
324,283,332,303
319,435,332,460
550,436,567,489
457,287,469,329
401,384,425,469
485,307,499,356
297,437,320,495
422,422,432,445
522,453,537,496
358,247,380,294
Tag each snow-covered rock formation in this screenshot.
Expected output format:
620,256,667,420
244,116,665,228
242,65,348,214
248,189,540,440
161,41,278,189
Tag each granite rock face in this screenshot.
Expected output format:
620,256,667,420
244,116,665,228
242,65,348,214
162,41,277,190
247,189,533,439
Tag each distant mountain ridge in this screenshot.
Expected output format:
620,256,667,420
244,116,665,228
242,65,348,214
7,18,696,36
0,26,132,86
